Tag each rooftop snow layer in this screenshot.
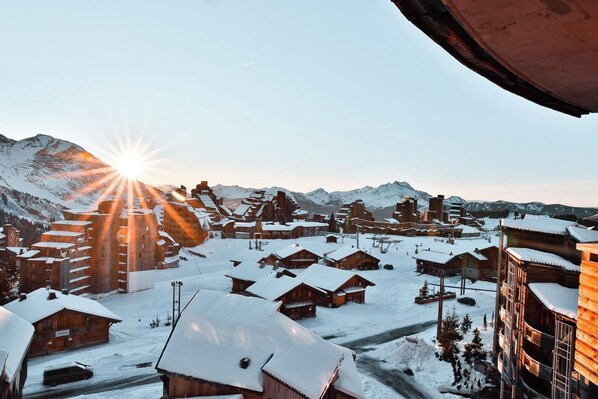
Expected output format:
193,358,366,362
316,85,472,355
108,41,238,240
246,273,313,301
528,283,579,320
298,264,374,292
274,244,309,259
506,247,580,272
567,226,598,243
225,262,280,282
327,246,379,262
0,307,34,384
156,290,363,399
4,288,122,324
413,250,458,265
501,215,576,235
31,241,75,249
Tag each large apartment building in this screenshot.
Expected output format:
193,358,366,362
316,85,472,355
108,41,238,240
18,198,170,296
495,215,598,399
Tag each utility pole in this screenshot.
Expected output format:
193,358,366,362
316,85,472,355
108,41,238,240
436,272,445,338
171,280,183,330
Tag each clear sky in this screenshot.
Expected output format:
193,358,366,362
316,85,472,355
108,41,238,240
1,1,596,206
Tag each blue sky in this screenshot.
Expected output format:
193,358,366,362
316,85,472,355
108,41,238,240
1,1,596,206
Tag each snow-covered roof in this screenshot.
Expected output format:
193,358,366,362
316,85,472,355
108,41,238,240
501,215,576,236
384,218,399,224
230,249,268,264
42,230,83,237
0,232,5,240
298,264,374,292
274,244,308,259
506,247,580,272
456,225,481,235
467,251,488,261
225,262,280,282
528,283,579,320
246,273,320,301
234,203,251,216
327,246,379,262
413,250,458,265
158,230,177,244
32,241,75,249
157,290,364,399
235,222,256,228
0,307,34,385
52,220,92,226
198,194,217,209
4,288,122,324
16,249,39,258
261,223,296,232
567,226,598,243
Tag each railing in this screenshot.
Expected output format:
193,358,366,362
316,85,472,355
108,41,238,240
522,349,552,382
523,321,554,348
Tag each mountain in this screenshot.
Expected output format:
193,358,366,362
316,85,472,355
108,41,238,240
0,134,158,244
213,181,597,220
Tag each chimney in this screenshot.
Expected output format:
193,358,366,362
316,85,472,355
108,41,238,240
62,288,69,295
47,292,57,300
19,293,27,301
276,271,284,279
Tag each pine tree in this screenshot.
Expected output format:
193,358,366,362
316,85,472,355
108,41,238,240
328,212,339,233
419,280,429,298
438,306,463,361
464,327,486,365
461,313,472,335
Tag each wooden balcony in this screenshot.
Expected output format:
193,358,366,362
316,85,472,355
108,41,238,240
522,349,552,383
523,320,554,348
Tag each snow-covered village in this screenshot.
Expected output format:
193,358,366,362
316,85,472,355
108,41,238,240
2,2,598,399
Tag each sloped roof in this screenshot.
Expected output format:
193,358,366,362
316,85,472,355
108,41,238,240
327,246,380,262
528,283,578,320
225,262,280,283
298,264,375,292
4,288,122,324
506,247,580,272
0,307,34,385
567,226,598,243
413,250,459,265
274,245,316,260
501,215,576,236
156,290,364,399
246,273,323,301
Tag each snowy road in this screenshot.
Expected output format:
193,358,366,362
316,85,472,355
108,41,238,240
341,319,438,399
24,373,160,399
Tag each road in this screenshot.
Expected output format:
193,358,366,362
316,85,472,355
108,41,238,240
340,319,438,399
26,320,437,399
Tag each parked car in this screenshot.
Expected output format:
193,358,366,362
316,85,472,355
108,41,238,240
457,297,476,306
43,362,93,387
383,264,394,270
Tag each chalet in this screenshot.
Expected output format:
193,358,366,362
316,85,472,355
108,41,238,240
245,273,324,319
155,290,365,399
155,231,181,269
325,234,338,244
229,250,268,267
225,262,295,294
260,223,300,239
264,245,321,269
298,264,375,307
414,250,461,276
4,288,121,357
0,307,34,399
325,247,380,270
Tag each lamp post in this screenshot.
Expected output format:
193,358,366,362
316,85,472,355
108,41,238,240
171,281,183,330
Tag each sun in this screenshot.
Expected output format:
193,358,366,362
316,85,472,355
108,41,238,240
115,153,144,180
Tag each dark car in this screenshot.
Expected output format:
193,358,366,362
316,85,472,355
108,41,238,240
43,362,93,387
383,264,394,270
457,297,476,306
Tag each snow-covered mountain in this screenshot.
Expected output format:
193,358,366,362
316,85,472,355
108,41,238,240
0,134,115,209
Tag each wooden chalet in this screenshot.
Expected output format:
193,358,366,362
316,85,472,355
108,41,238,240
298,264,375,307
155,290,365,399
575,244,598,397
325,234,338,244
4,288,121,358
264,245,321,269
325,247,380,270
225,262,295,294
0,307,34,399
245,273,324,319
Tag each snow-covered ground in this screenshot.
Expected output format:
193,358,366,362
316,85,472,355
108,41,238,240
23,232,500,399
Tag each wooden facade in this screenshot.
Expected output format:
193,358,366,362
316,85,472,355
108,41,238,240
162,201,208,247
160,373,262,399
313,274,375,308
575,244,598,394
328,250,380,271
28,309,116,358
264,249,321,269
275,284,318,320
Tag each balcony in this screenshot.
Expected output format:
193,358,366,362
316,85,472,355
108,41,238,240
522,349,552,383
523,321,554,348
500,306,506,322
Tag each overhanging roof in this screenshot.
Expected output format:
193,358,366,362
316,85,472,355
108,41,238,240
391,0,598,117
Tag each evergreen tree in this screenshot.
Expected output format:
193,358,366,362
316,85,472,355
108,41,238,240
461,313,472,335
438,306,462,360
464,328,486,365
419,280,429,298
328,212,339,233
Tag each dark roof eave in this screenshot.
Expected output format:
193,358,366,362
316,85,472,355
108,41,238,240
390,0,590,117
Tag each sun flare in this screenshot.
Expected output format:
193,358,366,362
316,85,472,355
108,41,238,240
116,153,144,180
